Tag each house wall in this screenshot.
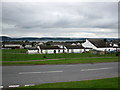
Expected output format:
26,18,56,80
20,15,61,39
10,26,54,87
27,50,38,54
59,49,65,53
25,45,32,48
41,49,63,54
85,49,91,52
67,49,84,53
96,48,115,51
58,45,67,53
4,44,22,48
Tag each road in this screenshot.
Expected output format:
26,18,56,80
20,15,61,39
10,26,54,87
2,62,118,88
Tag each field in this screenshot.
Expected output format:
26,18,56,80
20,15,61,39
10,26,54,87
7,77,119,89
2,49,119,65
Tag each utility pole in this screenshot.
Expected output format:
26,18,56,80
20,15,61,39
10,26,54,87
104,39,107,56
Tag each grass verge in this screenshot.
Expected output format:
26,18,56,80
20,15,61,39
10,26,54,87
7,77,119,89
2,57,119,65
2,49,117,61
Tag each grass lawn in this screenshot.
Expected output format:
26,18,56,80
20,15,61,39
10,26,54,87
2,49,118,61
3,57,119,65
7,77,119,89
2,49,119,65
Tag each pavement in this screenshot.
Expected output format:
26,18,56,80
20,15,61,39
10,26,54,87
2,62,119,88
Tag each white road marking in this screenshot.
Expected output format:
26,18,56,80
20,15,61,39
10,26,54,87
25,84,35,87
0,86,3,88
19,71,63,74
81,67,113,71
8,85,20,88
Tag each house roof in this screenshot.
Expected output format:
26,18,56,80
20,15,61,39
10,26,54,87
65,45,85,49
39,45,62,50
27,47,39,50
85,47,92,49
88,39,113,48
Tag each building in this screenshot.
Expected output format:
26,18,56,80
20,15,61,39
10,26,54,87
64,45,87,53
2,42,22,49
82,39,115,52
27,47,39,54
38,45,63,54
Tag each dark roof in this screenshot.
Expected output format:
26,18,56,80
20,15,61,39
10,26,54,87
3,46,20,48
88,39,112,48
27,47,38,50
65,45,85,49
39,45,61,50
112,40,120,44
85,47,92,49
113,46,120,48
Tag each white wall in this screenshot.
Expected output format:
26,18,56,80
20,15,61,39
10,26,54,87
41,49,62,54
85,49,91,51
25,45,32,48
4,44,22,48
68,49,84,53
96,48,115,51
27,50,38,54
42,50,53,54
82,39,97,49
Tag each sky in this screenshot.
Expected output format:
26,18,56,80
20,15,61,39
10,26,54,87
1,0,119,38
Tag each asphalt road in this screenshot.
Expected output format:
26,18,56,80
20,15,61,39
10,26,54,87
2,62,119,88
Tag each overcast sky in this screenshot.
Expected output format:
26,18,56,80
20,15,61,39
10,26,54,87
1,1,118,38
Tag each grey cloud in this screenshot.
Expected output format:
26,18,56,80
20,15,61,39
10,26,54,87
2,2,118,38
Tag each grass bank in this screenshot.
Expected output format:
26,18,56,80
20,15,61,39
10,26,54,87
2,49,119,65
2,49,118,61
3,57,119,65
8,77,119,89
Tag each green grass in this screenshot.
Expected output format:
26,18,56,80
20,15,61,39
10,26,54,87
2,49,119,65
3,57,119,65
8,77,119,89
2,49,118,61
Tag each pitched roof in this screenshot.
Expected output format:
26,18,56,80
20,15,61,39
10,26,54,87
39,45,61,50
88,39,112,48
65,45,85,49
26,47,39,50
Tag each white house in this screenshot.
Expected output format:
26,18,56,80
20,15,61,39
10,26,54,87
64,45,86,53
38,45,63,54
82,39,115,51
27,48,39,54
2,44,22,49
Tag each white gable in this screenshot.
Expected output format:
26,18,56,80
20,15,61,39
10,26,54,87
82,39,116,51
82,39,97,49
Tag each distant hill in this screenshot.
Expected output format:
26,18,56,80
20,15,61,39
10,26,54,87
0,36,12,41
0,36,119,41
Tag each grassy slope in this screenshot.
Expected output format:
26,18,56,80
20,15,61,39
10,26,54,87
3,57,119,65
2,49,119,65
2,49,118,61
8,77,119,89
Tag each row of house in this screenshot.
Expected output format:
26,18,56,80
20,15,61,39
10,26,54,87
27,39,120,54
27,45,92,54
1,39,120,54
1,41,37,49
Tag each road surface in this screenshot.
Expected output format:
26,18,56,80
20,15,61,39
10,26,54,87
2,62,118,88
